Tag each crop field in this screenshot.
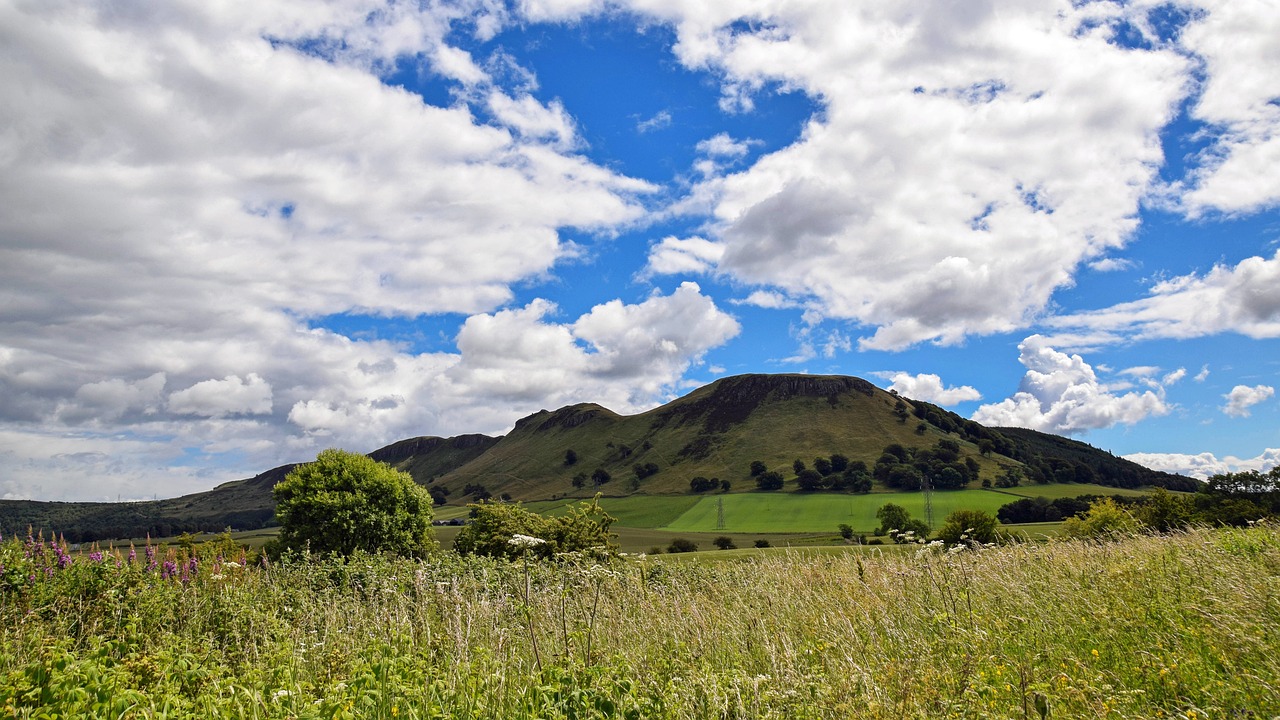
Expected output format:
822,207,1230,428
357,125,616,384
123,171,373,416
3,525,1279,718
661,490,1014,533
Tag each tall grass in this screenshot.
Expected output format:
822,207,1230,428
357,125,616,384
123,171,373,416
2,525,1279,718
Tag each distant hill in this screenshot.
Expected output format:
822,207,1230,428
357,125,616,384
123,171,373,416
0,373,1194,542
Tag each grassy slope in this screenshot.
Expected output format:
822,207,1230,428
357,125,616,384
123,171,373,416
436,374,1012,502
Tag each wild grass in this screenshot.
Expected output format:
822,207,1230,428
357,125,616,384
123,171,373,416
3,525,1279,718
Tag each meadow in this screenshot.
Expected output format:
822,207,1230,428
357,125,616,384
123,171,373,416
3,524,1279,718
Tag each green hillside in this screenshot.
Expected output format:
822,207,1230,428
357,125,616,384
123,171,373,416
434,374,1008,501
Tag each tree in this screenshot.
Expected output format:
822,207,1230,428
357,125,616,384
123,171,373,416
272,449,436,558
1136,488,1194,532
755,471,784,491
936,509,999,546
876,503,929,541
454,497,617,560
564,449,578,466
591,468,612,487
749,460,767,477
713,536,736,550
793,459,807,474
796,468,825,491
667,538,698,553
1061,498,1140,540
830,454,850,473
813,457,833,476
689,476,718,493
838,523,855,540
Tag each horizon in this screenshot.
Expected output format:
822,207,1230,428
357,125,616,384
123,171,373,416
2,0,1278,501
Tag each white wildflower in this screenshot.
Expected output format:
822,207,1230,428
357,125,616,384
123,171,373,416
509,534,547,548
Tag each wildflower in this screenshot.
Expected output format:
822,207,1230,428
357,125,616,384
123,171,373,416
89,551,104,563
509,534,548,548
224,561,241,570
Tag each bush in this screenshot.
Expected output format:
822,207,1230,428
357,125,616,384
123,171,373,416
755,471,784,491
1061,498,1140,540
936,509,999,546
667,538,698,554
454,498,617,560
754,539,771,548
272,449,435,558
713,536,736,550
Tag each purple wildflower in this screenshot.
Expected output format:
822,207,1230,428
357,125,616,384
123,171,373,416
161,560,178,580
89,551,104,563
188,556,198,575
128,546,137,564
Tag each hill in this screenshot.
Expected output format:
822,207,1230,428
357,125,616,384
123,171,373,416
0,373,1193,541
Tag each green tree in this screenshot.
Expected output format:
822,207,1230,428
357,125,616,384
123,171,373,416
749,460,767,477
272,448,435,558
1061,498,1140,540
564,449,578,466
667,538,698,553
713,536,736,550
1136,488,1194,532
755,471,784,491
936,509,999,546
454,498,617,560
591,468,612,487
838,523,855,540
876,503,930,541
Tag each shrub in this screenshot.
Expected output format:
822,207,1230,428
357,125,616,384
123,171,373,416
1061,498,1140,540
454,498,617,560
272,449,435,558
667,538,698,553
754,539,771,548
713,536,736,550
936,509,999,546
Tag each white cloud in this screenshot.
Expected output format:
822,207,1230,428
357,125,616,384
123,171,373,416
1175,0,1280,216
0,0,661,500
637,110,672,133
883,372,981,406
1222,384,1274,418
1088,257,1136,273
605,0,1195,348
971,335,1171,434
733,290,800,309
1125,448,1280,480
642,236,725,276
1047,251,1280,346
169,374,274,417
696,133,753,158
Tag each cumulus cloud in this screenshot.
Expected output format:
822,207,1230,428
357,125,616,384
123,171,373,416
169,374,274,417
1125,447,1280,480
1222,384,1275,418
1175,0,1280,216
883,372,982,406
0,0,664,500
1047,251,1280,347
615,0,1194,348
971,335,1171,434
643,236,725,276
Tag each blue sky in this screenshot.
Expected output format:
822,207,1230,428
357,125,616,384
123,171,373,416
2,0,1278,500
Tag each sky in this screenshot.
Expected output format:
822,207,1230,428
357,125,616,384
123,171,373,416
2,0,1279,502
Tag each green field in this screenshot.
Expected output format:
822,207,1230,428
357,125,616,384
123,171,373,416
992,482,1152,499
661,490,1015,533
